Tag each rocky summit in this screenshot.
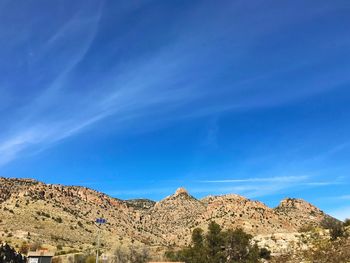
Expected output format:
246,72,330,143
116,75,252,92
0,177,331,250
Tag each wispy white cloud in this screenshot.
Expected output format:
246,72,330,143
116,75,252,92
308,142,350,163
200,175,309,183
304,181,341,186
1,0,349,168
192,175,344,199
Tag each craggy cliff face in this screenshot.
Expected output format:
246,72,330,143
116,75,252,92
0,177,330,249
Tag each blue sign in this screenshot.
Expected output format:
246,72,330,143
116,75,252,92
96,218,106,224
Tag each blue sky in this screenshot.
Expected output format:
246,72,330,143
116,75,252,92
0,0,350,219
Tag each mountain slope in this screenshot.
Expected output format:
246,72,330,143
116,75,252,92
199,194,295,234
140,187,206,246
0,178,331,250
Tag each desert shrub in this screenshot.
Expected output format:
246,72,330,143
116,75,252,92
321,217,338,229
56,244,63,251
259,247,271,260
52,257,63,263
344,218,350,227
55,249,80,256
19,242,29,254
112,244,150,263
84,255,96,263
320,217,345,240
37,211,50,218
29,241,42,251
303,237,350,263
71,253,89,263
130,245,149,263
53,217,63,223
298,224,315,233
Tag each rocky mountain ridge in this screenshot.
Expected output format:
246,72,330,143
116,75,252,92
0,177,331,250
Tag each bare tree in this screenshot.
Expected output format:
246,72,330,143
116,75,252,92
112,244,150,263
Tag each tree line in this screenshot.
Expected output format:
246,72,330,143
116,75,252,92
165,221,270,263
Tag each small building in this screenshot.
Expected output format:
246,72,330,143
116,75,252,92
27,251,54,263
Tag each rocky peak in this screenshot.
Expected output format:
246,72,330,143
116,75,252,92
277,198,321,212
157,187,197,205
174,187,189,197
274,198,326,229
